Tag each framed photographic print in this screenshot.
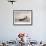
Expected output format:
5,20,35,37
13,10,32,25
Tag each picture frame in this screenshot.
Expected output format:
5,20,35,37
13,10,33,26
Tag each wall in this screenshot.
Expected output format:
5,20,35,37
0,0,46,42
